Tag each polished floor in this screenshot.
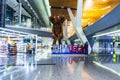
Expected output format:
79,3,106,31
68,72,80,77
0,52,120,80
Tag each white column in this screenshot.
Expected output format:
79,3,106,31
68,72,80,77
35,35,38,54
35,35,37,69
76,0,91,54
67,0,91,54
67,8,83,42
76,0,87,43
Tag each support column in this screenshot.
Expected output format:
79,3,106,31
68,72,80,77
18,3,22,24
35,17,37,24
64,19,70,44
64,19,68,38
33,17,37,24
76,0,91,53
35,35,38,54
67,0,91,54
0,0,6,28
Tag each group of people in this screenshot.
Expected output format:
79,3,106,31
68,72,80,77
69,42,88,54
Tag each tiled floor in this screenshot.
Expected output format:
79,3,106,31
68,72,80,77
0,53,120,80
93,54,120,73
84,62,120,80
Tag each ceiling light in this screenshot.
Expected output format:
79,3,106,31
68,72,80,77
101,14,105,18
93,29,120,37
27,3,30,6
84,0,93,10
102,0,107,2
88,22,91,25
101,6,111,10
83,13,86,16
61,6,64,9
33,11,35,13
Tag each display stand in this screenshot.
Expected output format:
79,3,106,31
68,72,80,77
17,43,27,53
0,41,8,54
0,28,38,55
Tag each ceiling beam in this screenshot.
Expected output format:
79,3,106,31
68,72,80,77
51,6,77,10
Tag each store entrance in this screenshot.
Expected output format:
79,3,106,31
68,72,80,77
93,36,114,54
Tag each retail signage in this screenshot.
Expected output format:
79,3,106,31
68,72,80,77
52,44,84,54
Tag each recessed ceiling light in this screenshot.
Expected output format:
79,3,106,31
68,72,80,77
84,0,93,10
61,6,64,9
102,0,107,2
101,14,105,18
27,3,30,6
101,6,111,10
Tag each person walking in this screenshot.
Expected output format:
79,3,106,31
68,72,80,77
27,42,32,54
84,42,88,55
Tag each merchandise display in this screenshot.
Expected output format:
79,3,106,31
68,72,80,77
52,44,85,54
36,37,52,53
8,41,17,55
0,28,38,55
16,55,25,65
0,41,8,54
17,43,27,53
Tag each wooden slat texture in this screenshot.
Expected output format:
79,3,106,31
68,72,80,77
49,0,77,8
51,8,76,20
49,0,120,28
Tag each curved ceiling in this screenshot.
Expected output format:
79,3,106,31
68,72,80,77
82,0,120,28
18,0,51,27
6,0,31,17
15,0,120,28
28,0,51,27
49,0,77,20
49,0,120,28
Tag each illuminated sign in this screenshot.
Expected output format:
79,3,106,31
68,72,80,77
52,44,84,54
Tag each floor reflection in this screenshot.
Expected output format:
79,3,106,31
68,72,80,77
68,56,85,64
7,55,17,66
1,49,120,80
92,54,120,63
